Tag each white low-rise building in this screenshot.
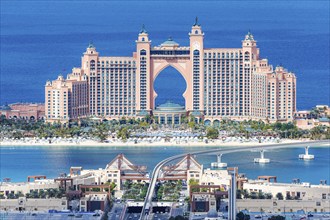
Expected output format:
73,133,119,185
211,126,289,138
243,180,330,201
70,154,149,190
77,168,121,186
0,197,67,212
237,199,330,213
198,168,248,191
199,169,232,188
0,180,60,198
80,193,108,212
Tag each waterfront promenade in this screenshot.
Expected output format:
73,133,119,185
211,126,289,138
140,140,330,220
0,136,312,147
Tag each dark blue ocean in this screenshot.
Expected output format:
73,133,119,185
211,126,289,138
1,1,329,109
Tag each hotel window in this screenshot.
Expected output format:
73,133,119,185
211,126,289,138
90,60,95,70
244,52,250,61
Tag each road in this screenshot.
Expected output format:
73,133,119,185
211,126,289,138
0,212,101,220
170,206,184,218
139,140,329,220
124,213,141,220
108,203,125,220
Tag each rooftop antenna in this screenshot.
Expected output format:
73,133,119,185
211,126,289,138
140,24,147,33
88,41,94,48
194,16,199,26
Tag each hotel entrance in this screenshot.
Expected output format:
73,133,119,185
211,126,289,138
153,101,186,125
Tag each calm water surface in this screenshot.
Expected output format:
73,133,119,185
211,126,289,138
1,1,329,108
1,145,329,184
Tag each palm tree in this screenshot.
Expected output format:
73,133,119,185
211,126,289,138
7,193,15,199
242,189,249,199
276,192,283,200
144,115,151,124
93,123,109,141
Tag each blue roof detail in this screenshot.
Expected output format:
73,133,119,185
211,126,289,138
88,41,95,48
140,24,148,34
245,30,254,41
161,37,179,46
191,110,202,116
193,16,200,26
319,117,330,122
157,101,184,109
138,110,149,116
1,105,11,111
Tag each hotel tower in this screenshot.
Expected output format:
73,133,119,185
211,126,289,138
45,19,296,125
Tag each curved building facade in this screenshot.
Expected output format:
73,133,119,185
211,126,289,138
45,20,296,123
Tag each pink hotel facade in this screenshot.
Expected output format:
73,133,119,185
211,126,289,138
45,21,296,124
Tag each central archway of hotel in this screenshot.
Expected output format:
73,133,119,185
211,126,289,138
153,66,187,125
154,66,187,106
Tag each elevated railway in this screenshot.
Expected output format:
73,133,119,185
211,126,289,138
139,140,329,219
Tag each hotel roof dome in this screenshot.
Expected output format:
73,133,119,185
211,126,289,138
244,30,255,41
157,101,184,110
161,37,179,46
153,101,186,113
1,105,12,111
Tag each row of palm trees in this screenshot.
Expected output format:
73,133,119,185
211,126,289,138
237,189,273,200
25,188,66,199
0,188,66,200
1,115,329,141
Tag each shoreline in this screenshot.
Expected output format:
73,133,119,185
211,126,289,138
1,139,329,183
1,139,329,148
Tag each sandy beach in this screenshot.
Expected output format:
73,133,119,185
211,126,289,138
1,138,329,148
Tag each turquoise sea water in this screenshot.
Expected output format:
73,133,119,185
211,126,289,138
0,145,329,184
1,1,329,108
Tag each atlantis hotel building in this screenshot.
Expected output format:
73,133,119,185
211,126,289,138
45,20,296,124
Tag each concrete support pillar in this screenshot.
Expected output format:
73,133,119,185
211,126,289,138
228,170,237,220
